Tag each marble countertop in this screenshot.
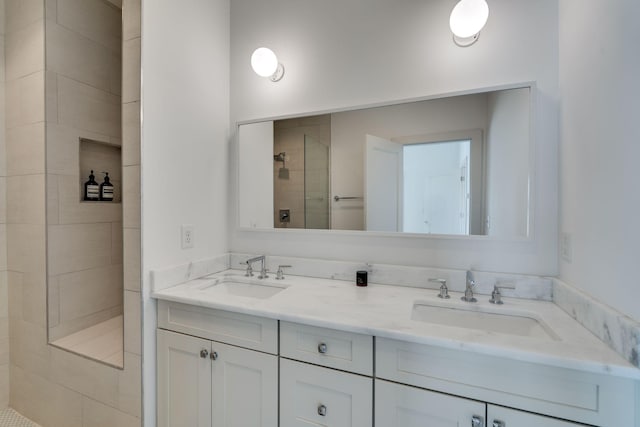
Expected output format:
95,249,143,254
152,269,640,380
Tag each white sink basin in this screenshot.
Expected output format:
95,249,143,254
197,277,287,299
411,303,559,341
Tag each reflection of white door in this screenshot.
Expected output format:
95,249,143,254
365,135,402,232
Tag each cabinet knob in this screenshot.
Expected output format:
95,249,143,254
317,343,328,354
210,351,218,361
317,404,327,416
492,421,505,427
471,415,484,427
199,349,209,359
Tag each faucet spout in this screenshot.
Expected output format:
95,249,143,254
461,270,477,302
243,255,268,279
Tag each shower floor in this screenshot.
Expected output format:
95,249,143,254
51,315,124,367
0,408,40,427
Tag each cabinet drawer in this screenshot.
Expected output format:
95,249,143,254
280,358,373,427
280,321,373,375
376,337,636,427
157,300,278,354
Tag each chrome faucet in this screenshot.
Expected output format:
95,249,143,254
242,255,268,279
461,270,477,302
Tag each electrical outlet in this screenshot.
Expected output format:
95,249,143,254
181,224,194,249
561,232,572,263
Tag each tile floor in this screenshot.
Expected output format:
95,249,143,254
0,408,40,427
51,315,124,367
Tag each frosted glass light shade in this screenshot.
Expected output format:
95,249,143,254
449,0,489,39
251,47,279,77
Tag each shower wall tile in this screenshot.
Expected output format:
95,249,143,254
122,38,140,103
122,101,140,166
58,264,123,322
9,320,50,380
48,275,60,327
123,0,140,41
49,306,122,343
57,75,121,138
57,0,121,52
0,225,6,270
5,71,45,129
118,352,141,417
45,0,57,23
50,348,119,408
5,123,45,175
5,0,43,34
6,224,46,274
123,228,140,291
123,290,140,355
5,20,44,80
123,165,140,228
45,69,58,123
82,396,139,427
0,179,5,224
47,223,112,275
112,222,123,264
10,365,83,427
46,22,115,93
6,175,46,225
20,271,47,327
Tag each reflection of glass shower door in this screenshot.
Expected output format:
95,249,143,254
304,135,330,229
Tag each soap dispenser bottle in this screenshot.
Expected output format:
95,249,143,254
83,170,99,201
99,172,114,201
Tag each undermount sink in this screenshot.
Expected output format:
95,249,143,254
197,276,287,299
411,302,560,341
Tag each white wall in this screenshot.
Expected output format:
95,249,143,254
230,0,559,275
238,121,273,228
559,0,640,322
141,0,230,425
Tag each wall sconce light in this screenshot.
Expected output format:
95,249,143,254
251,47,285,82
449,0,489,47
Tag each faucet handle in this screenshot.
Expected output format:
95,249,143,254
240,261,254,277
276,265,292,280
489,282,515,304
429,278,450,299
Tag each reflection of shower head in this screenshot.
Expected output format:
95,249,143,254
274,152,289,179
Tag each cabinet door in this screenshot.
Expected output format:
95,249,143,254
280,358,373,427
488,405,585,427
211,341,278,427
375,379,486,427
157,329,212,427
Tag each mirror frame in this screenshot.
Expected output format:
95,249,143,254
235,81,536,242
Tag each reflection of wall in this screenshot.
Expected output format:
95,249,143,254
331,94,488,230
46,0,123,342
0,0,8,409
6,0,142,424
486,88,529,237
274,115,331,228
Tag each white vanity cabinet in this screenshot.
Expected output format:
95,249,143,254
487,405,585,427
157,301,278,427
280,322,374,427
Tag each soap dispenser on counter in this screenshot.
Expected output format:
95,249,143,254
83,170,99,201
99,172,114,201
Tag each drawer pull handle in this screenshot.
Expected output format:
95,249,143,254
199,349,209,359
317,343,328,354
317,404,327,416
210,351,218,361
492,421,505,427
471,415,484,427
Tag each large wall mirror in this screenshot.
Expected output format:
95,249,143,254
46,0,125,367
238,86,531,238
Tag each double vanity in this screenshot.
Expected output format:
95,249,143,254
153,261,639,427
